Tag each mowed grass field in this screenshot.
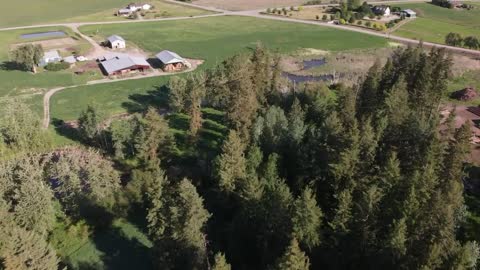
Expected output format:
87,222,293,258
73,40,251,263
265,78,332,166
394,2,480,44
49,16,388,120
0,27,101,109
0,27,99,108
0,0,210,28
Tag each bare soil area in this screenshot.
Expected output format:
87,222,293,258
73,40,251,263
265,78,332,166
193,0,314,11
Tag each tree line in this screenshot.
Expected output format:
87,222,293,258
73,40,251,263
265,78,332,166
0,44,478,269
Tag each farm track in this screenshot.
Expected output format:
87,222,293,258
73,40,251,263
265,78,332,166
0,0,479,129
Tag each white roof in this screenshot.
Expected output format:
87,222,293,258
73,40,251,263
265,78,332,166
43,50,61,60
101,55,150,74
403,9,416,14
156,50,185,64
107,35,125,43
63,56,77,63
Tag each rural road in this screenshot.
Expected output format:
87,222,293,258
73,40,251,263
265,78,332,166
0,0,478,128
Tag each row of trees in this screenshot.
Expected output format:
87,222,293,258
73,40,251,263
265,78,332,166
2,43,479,269
446,32,480,50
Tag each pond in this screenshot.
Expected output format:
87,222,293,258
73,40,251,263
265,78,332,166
20,31,67,40
302,58,327,70
282,72,335,84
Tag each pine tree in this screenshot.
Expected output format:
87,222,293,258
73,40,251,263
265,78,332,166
275,238,310,270
149,178,211,269
224,54,259,140
78,104,104,144
292,187,323,250
168,76,188,113
3,227,59,270
134,107,173,167
212,252,232,270
186,74,205,140
215,130,247,193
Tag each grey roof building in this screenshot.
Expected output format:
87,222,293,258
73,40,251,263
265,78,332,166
100,55,151,75
156,50,185,64
107,35,125,43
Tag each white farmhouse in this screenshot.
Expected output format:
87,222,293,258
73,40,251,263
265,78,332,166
39,50,62,67
107,35,126,49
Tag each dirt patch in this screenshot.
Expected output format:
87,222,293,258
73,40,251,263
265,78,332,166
451,87,478,101
451,54,480,76
441,104,480,164
193,0,312,11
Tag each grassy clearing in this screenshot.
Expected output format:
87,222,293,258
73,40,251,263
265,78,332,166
0,26,97,101
0,0,210,28
79,16,387,69
50,218,152,270
393,2,480,44
49,16,387,121
63,0,213,23
445,69,480,105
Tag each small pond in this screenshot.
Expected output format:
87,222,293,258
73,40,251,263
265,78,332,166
282,72,335,84
302,58,327,70
20,31,67,40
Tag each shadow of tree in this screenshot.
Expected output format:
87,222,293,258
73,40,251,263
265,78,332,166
0,61,26,71
51,118,83,143
91,226,153,270
122,85,170,114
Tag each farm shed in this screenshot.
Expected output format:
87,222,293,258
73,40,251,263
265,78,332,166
39,50,62,67
107,35,126,49
100,55,151,75
402,9,417,18
156,50,188,72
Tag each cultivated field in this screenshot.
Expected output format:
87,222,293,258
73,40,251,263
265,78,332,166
49,16,388,120
0,0,212,28
192,0,314,11
394,2,480,44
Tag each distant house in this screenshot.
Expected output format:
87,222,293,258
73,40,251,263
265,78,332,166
372,5,391,16
117,8,132,16
39,50,62,67
107,35,126,49
402,9,417,18
100,55,151,75
127,3,152,11
156,50,188,72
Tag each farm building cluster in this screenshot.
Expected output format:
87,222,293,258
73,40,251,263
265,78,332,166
98,35,190,76
371,5,416,18
118,3,152,16
39,49,87,67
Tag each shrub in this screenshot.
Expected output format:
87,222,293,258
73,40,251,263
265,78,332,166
365,21,372,27
316,15,320,20
348,17,355,24
298,6,303,11
339,18,346,24
357,20,363,25
322,14,328,20
290,6,295,11
44,62,70,71
330,14,335,20
378,24,387,31
272,8,278,13
266,8,271,13
277,10,282,15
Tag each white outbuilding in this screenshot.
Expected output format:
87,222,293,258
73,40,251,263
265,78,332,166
107,35,126,49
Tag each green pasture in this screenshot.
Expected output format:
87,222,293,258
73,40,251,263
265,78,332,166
394,2,480,44
0,0,209,28
50,16,387,121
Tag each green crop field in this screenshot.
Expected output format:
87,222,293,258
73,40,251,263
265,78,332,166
394,2,480,44
49,16,387,121
0,0,210,28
